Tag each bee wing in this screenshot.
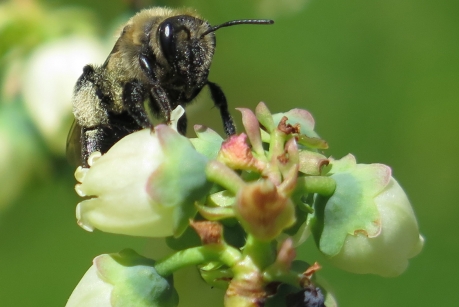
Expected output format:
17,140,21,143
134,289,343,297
66,120,82,166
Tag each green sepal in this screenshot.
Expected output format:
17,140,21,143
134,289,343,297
298,151,329,175
148,125,212,237
199,261,233,290
95,249,178,307
255,102,276,132
272,109,318,139
311,154,391,257
297,134,329,150
207,190,236,208
189,125,224,160
196,203,235,220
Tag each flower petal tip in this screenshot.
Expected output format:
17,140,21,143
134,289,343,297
169,106,185,131
76,203,94,232
74,166,88,182
74,184,86,197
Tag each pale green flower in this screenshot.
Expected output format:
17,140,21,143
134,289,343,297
311,154,424,277
66,249,178,307
75,107,211,237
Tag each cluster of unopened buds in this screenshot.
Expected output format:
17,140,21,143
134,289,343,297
67,103,423,307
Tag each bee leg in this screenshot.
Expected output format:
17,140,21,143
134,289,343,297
146,84,187,134
149,85,173,123
138,54,174,127
207,81,236,136
123,81,151,128
81,127,105,167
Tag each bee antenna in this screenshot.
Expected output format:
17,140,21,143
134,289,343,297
201,19,274,37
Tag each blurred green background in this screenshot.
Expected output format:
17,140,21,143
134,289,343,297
0,0,457,306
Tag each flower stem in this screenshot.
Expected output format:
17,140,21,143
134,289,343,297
265,129,285,185
154,244,242,277
224,236,276,307
263,268,301,288
296,176,336,196
242,235,275,270
206,160,245,194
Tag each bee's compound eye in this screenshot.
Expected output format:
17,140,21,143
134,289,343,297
159,21,176,61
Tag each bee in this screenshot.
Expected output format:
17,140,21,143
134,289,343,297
67,7,273,166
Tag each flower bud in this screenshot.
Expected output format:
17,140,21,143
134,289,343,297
66,249,178,307
235,180,296,241
75,115,211,237
298,151,329,176
217,134,264,171
272,108,318,140
311,154,424,277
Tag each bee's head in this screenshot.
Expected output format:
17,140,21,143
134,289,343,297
157,16,273,89
157,15,215,87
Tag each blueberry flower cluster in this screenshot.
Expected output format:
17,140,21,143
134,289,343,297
67,103,423,307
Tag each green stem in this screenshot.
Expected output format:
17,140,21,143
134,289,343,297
243,235,275,270
154,244,242,277
268,128,285,160
206,160,245,194
296,176,336,196
265,129,286,185
263,268,301,288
